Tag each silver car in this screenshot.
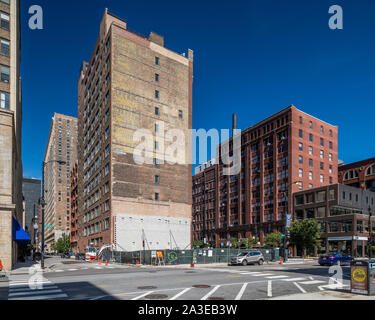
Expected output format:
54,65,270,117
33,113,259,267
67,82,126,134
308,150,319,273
230,251,264,266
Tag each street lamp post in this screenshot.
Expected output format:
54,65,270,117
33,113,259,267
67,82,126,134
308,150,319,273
41,159,66,269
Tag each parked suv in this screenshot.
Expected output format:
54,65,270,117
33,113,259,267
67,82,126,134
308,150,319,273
230,250,264,266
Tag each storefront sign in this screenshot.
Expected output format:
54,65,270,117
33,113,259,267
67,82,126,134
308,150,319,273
351,266,368,295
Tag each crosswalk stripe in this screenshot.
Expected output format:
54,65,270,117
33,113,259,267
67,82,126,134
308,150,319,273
239,272,262,275
281,277,306,282
266,275,289,279
9,282,51,287
9,285,58,293
235,283,248,301
9,293,68,300
9,289,63,298
169,288,192,300
251,273,274,277
299,280,326,285
201,285,221,300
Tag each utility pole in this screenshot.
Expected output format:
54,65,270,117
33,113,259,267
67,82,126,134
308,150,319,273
369,206,372,259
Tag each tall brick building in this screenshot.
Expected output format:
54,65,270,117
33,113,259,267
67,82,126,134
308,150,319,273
338,157,375,192
0,0,23,270
70,162,79,253
76,10,193,252
192,105,338,247
43,113,78,250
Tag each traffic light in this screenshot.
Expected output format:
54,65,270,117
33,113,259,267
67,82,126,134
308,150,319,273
286,230,291,239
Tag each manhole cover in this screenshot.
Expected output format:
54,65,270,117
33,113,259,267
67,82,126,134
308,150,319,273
193,285,211,289
208,297,225,301
137,286,157,290
145,294,168,300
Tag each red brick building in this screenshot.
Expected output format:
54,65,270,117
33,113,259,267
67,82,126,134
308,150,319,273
192,105,338,247
338,157,375,192
70,163,78,253
192,161,219,245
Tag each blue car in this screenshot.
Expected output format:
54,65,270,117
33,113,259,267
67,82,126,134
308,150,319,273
318,252,354,266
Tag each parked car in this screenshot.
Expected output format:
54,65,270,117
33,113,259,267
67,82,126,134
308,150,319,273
230,250,264,266
318,252,354,266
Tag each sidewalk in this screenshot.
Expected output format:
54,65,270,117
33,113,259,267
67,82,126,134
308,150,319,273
269,290,375,300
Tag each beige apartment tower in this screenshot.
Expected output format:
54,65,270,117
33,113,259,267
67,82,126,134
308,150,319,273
43,113,78,250
76,9,193,252
0,0,22,271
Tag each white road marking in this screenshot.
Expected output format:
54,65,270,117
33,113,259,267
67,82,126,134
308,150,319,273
299,280,325,285
95,267,103,270
239,272,262,275
201,285,221,300
9,293,68,300
9,285,58,292
131,291,154,300
169,288,192,300
293,282,307,293
281,277,307,282
235,283,248,300
9,289,63,297
251,273,274,277
267,281,272,297
68,269,78,271
9,281,51,287
266,275,289,279
54,270,64,273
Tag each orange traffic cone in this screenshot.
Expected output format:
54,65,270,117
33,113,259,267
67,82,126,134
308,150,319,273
0,259,3,271
105,260,108,266
89,257,92,263
279,258,283,265
99,259,101,265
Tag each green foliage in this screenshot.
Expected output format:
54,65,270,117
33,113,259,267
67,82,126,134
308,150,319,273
240,237,259,248
230,238,240,248
288,220,321,255
54,234,70,253
264,232,283,248
192,240,204,248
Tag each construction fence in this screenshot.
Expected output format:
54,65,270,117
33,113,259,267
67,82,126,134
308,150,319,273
99,248,281,265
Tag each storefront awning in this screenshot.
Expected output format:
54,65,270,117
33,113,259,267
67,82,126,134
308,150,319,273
12,217,31,241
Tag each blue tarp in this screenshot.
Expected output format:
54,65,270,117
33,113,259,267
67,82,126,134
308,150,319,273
12,217,31,241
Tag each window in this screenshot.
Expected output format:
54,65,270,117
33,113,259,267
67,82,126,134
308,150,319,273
299,129,303,138
317,191,326,202
329,165,333,174
320,150,324,159
105,164,109,176
309,172,313,180
0,12,9,31
309,159,313,168
329,141,333,149
0,0,10,4
155,123,159,133
299,116,303,124
179,110,183,119
309,121,313,129
309,146,313,155
298,143,303,151
155,74,159,82
105,145,110,157
155,193,159,201
329,129,333,138
320,138,324,147
154,158,159,166
155,141,159,150
329,153,333,162
0,91,9,109
155,57,159,65
155,175,159,184
155,90,159,99
1,39,9,56
155,107,159,115
0,65,9,83
320,174,324,183
320,162,324,170
299,168,303,178
309,133,313,142
320,126,324,134
298,156,303,164
298,182,303,190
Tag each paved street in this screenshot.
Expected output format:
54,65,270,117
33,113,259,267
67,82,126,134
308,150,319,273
0,257,358,300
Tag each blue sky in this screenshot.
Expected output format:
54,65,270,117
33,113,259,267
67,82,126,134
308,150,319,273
21,0,375,179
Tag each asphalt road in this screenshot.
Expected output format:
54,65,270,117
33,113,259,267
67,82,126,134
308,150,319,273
0,259,352,300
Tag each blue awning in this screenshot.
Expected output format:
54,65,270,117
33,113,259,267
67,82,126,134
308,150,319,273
12,217,31,241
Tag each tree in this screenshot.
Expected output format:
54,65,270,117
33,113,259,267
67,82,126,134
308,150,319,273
288,220,321,257
192,240,204,248
240,237,259,249
230,238,240,248
55,234,70,253
264,232,283,248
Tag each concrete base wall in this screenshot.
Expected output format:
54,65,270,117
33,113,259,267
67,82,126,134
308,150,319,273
0,208,13,270
115,213,191,251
